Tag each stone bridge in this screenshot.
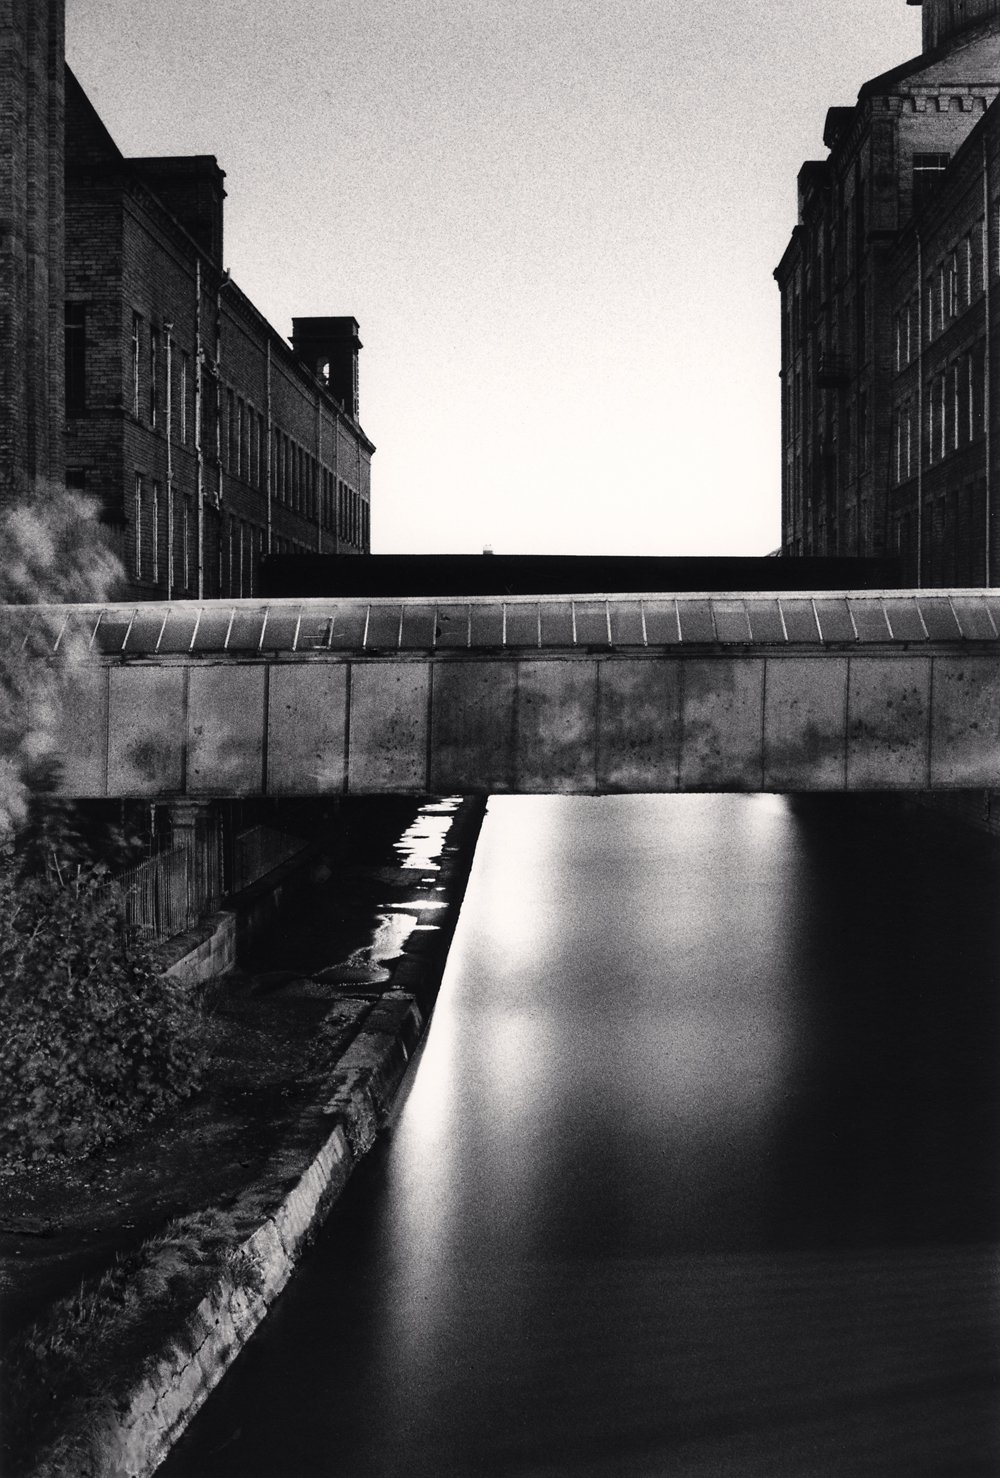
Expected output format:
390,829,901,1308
8,590,1000,796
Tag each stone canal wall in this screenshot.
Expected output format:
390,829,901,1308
20,795,486,1478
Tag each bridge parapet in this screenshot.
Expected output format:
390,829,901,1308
8,592,1000,797
8,589,1000,657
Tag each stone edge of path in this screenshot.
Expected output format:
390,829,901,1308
26,991,426,1478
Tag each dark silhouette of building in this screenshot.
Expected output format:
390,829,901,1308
0,0,66,515
260,553,901,600
775,0,1000,585
0,5,373,599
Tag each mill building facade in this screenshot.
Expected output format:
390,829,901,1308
775,0,1000,586
1,0,373,603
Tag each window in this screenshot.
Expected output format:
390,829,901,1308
201,368,215,450
970,347,985,439
151,481,160,582
237,399,245,478
937,263,946,332
948,362,959,451
903,405,912,482
150,327,159,427
135,474,144,577
858,390,869,470
913,153,950,212
227,389,235,470
180,352,189,444
131,313,142,417
65,303,86,415
936,376,947,461
182,495,192,591
947,252,959,319
962,236,973,310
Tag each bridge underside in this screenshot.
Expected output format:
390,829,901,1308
13,592,1000,798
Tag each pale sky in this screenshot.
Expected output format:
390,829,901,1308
66,0,922,557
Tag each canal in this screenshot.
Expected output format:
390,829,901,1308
163,794,1000,1477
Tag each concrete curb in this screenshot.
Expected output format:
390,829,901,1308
157,911,237,986
27,995,427,1478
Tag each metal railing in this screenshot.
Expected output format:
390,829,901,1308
110,834,222,941
106,822,307,941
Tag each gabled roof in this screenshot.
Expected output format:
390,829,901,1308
64,66,123,167
860,18,1000,97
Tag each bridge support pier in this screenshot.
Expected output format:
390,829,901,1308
168,800,220,921
168,800,211,853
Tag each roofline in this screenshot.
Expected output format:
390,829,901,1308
859,18,1000,97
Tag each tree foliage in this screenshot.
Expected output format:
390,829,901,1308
0,850,205,1162
0,485,122,837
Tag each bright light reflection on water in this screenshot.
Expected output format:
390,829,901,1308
394,798,461,870
163,793,1000,1478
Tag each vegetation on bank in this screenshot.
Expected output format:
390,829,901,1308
0,808,206,1164
1,1208,249,1478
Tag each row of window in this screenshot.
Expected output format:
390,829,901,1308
894,221,987,369
129,312,366,544
892,348,985,483
135,473,272,598
224,388,265,489
787,180,868,344
219,388,367,546
134,474,194,591
133,474,370,597
892,480,988,587
130,311,192,437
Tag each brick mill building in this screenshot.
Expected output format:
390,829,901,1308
775,0,1000,585
2,0,373,602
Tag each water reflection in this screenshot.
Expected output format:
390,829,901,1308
164,794,1000,1478
394,798,461,870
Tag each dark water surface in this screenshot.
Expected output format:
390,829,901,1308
163,795,1000,1477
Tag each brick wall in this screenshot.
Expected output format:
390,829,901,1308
776,26,1000,581
63,69,373,603
0,0,65,513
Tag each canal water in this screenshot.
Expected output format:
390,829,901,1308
164,794,1000,1477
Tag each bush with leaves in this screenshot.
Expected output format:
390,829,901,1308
0,484,122,837
0,849,205,1162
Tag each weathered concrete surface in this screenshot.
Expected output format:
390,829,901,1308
187,666,265,795
267,663,347,794
156,911,237,987
763,656,848,791
846,658,932,790
46,649,1000,798
929,658,1000,787
107,667,185,796
348,661,430,791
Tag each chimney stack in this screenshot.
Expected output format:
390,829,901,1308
291,317,362,421
908,0,1000,53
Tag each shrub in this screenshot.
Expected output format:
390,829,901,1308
0,850,205,1162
